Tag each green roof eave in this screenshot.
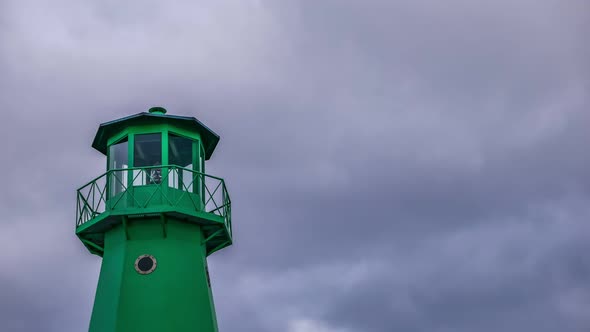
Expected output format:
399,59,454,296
91,112,220,160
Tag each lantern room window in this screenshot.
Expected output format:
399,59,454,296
169,134,193,168
169,134,195,191
105,131,206,195
134,133,162,167
108,137,128,170
108,137,128,197
132,133,162,185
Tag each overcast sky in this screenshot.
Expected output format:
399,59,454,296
0,0,589,331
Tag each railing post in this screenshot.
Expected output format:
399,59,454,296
105,170,110,210
201,173,206,210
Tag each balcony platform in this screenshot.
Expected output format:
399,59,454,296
76,166,232,257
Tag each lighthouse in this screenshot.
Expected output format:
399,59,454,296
76,107,232,331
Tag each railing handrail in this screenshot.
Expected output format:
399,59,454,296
77,165,227,192
76,165,231,229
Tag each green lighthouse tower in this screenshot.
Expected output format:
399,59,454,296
75,107,232,332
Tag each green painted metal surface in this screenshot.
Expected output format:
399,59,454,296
77,108,231,332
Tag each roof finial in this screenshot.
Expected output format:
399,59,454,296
149,106,167,114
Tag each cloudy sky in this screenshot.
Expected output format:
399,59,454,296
0,0,588,331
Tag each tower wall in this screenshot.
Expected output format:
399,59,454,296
89,218,218,332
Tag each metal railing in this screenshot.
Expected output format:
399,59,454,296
76,165,231,235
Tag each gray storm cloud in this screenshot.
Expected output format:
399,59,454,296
0,0,588,331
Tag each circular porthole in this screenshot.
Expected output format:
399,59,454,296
135,255,157,275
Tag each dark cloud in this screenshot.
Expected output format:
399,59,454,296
0,0,588,331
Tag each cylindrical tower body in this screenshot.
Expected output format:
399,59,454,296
76,108,232,332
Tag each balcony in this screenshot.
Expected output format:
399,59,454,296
76,165,232,256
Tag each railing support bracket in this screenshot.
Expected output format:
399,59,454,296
202,228,224,245
81,238,104,253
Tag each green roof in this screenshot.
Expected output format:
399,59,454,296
92,111,220,160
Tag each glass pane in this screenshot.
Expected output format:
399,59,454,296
169,134,193,168
168,167,179,189
109,138,128,170
182,164,194,192
134,133,162,184
134,133,162,167
169,134,195,191
109,138,128,197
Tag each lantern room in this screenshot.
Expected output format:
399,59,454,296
76,107,232,257
95,106,218,175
